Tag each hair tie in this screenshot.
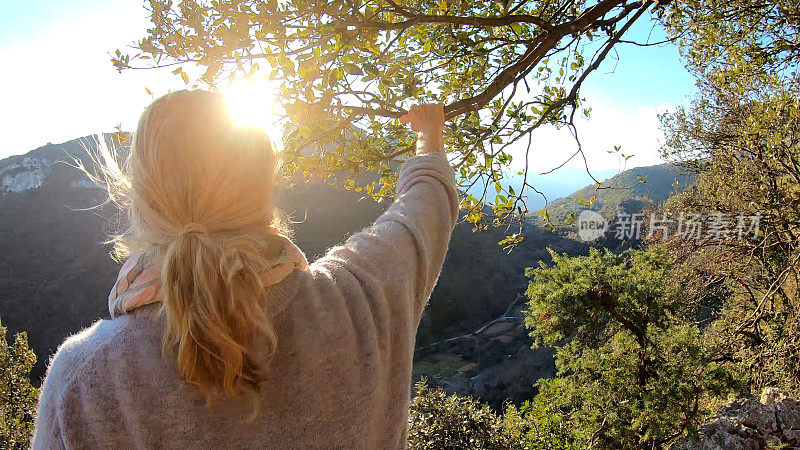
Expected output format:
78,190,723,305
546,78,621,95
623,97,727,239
180,222,208,237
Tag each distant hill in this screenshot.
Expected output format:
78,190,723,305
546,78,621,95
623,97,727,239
545,163,695,227
0,136,587,387
465,166,619,212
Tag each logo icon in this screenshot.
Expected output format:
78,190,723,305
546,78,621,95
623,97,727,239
577,210,607,242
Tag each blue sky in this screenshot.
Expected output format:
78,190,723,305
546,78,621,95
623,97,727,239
582,17,694,109
0,2,695,175
0,0,125,51
0,1,170,160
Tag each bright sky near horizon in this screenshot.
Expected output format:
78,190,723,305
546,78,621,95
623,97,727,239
0,1,695,173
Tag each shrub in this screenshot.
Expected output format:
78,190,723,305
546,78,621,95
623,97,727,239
408,381,513,449
0,318,38,449
407,381,580,449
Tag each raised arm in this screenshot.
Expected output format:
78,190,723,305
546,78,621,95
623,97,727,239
310,103,458,329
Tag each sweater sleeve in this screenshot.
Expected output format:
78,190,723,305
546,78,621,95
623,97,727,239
310,151,459,329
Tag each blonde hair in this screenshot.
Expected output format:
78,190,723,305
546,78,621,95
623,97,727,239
97,90,283,407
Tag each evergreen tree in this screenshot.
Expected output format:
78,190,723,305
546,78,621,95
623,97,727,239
524,248,736,448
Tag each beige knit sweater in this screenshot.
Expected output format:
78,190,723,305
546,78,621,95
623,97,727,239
32,152,458,449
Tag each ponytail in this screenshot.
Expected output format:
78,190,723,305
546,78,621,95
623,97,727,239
161,223,279,400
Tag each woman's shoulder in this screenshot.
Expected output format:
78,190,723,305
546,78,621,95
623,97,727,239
33,307,168,446
37,319,111,411
43,307,161,394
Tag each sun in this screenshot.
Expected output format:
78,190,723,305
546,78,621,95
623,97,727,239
221,78,283,149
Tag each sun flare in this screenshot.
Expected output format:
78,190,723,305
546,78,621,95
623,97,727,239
221,79,283,149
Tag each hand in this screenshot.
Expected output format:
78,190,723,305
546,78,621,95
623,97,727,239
399,103,445,154
399,103,445,135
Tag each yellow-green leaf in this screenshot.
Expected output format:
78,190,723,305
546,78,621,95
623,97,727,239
343,63,362,75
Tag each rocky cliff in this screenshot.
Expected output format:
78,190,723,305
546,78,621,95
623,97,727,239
671,388,800,449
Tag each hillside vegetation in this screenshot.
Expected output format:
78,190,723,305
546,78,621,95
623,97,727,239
546,164,694,226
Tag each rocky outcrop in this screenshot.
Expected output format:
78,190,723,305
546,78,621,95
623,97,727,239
670,387,800,449
0,155,51,194
0,136,112,196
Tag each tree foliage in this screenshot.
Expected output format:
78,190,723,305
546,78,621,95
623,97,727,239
663,0,800,92
524,248,736,448
0,319,38,449
660,89,800,392
660,0,800,394
113,0,663,230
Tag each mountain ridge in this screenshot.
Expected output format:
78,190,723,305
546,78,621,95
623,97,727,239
0,135,687,408
0,136,581,392
544,163,695,225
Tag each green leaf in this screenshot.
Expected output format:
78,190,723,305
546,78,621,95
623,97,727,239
343,63,363,75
